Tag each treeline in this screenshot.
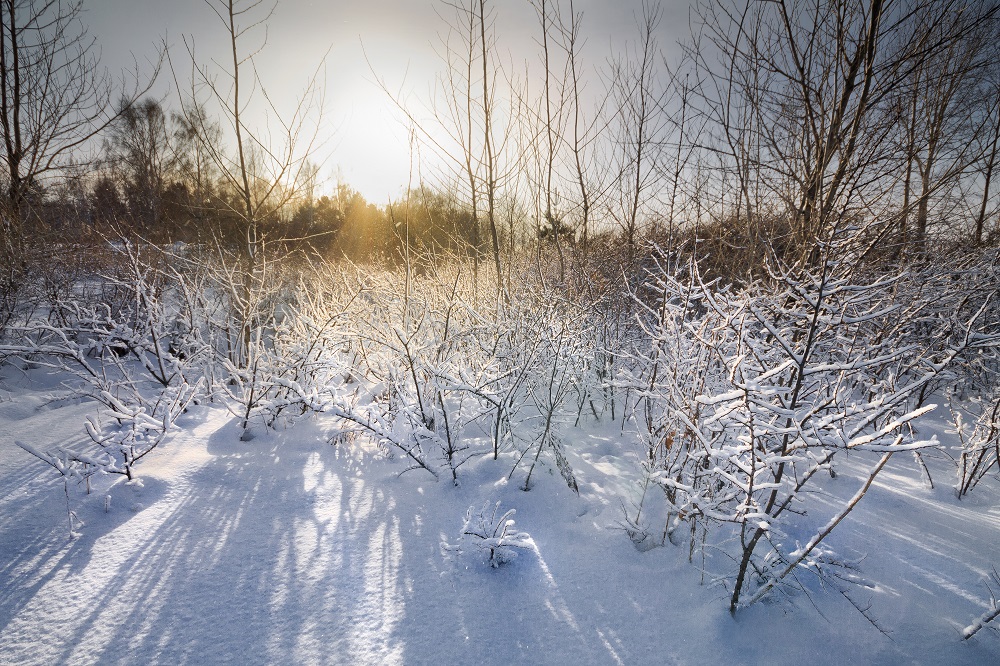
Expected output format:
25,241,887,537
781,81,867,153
7,91,482,263
3,0,1000,293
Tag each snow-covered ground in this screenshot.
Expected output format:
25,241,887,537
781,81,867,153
1,366,999,665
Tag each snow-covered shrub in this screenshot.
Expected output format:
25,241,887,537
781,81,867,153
159,242,358,441
207,261,448,474
461,500,533,567
6,310,201,479
82,380,201,477
508,292,588,492
220,262,360,438
14,441,99,536
3,240,203,481
348,263,486,479
192,242,288,373
232,255,599,487
953,393,1000,498
322,261,513,481
630,234,995,612
577,286,638,427
888,250,1000,404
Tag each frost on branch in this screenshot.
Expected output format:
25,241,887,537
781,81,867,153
627,236,995,613
952,393,1000,498
963,568,1000,640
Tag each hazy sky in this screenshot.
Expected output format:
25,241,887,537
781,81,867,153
85,0,690,204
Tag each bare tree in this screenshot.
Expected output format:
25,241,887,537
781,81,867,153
0,0,157,327
524,0,574,281
173,0,325,259
172,0,326,368
686,0,997,266
105,97,174,231
607,1,671,265
972,58,1000,246
368,0,510,298
476,0,504,291
560,0,603,261
898,2,997,253
171,101,223,233
686,0,768,247
521,0,607,282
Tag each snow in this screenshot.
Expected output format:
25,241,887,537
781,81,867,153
1,368,999,665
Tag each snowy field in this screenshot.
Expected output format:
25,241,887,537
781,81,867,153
4,0,1000,662
1,364,998,665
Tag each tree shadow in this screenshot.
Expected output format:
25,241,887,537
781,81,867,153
1,416,627,665
1,418,419,664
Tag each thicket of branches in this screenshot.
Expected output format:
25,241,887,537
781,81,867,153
2,0,1000,625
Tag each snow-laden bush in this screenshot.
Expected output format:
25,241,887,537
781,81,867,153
207,261,464,475
953,392,1000,498
3,241,203,482
244,258,596,486
103,243,608,488
461,500,533,567
345,263,497,480
14,440,103,536
628,237,999,612
894,250,1000,405
506,293,588,492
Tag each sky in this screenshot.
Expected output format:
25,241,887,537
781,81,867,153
84,0,691,204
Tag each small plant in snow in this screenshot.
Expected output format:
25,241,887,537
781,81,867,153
83,379,201,478
462,500,532,567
